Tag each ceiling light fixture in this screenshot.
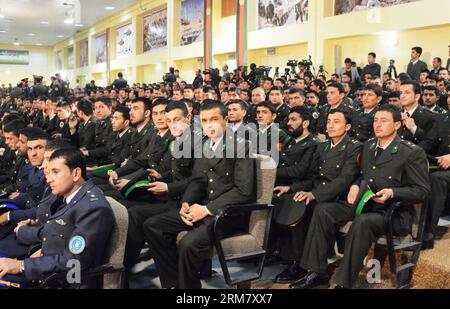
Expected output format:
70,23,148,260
64,18,74,24
75,23,83,27
13,42,20,46
56,35,65,38
0,30,6,33
0,14,4,19
104,6,115,10
36,43,43,46
27,33,36,36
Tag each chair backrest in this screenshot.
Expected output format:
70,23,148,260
103,197,129,289
249,156,277,248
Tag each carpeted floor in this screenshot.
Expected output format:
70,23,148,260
130,224,450,289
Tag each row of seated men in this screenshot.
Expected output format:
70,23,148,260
0,79,447,289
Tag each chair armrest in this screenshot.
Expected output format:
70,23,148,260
39,263,124,288
215,203,274,219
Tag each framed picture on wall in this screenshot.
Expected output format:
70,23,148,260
0,49,29,65
55,50,63,70
96,34,107,63
257,0,309,30
67,46,74,69
79,39,89,67
143,8,168,53
116,24,133,59
333,0,423,16
180,0,204,46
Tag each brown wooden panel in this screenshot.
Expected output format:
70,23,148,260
222,0,236,18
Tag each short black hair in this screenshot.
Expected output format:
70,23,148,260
412,46,423,56
376,104,402,123
166,101,189,117
49,148,87,181
25,127,50,141
56,101,71,110
2,114,23,126
184,85,194,91
388,91,400,99
3,119,27,137
365,84,383,97
328,108,352,125
401,80,421,95
132,97,152,111
94,97,112,107
368,52,377,58
114,105,130,121
200,100,228,118
288,88,305,97
152,98,169,110
344,58,352,64
76,99,93,116
327,81,345,94
227,99,248,112
312,79,326,91
46,139,77,152
257,101,276,114
423,85,440,97
289,105,312,125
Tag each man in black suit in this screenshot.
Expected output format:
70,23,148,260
145,100,255,289
111,72,128,90
361,52,381,80
446,44,450,71
397,81,435,145
407,47,428,82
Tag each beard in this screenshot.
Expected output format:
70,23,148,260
289,126,304,139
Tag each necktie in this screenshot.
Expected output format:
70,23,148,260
375,147,384,159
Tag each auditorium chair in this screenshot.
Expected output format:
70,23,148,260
337,200,428,289
177,155,276,289
38,197,128,289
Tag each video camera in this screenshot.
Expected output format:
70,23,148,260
387,59,398,79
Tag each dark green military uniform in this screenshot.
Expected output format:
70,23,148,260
316,103,356,136
275,135,362,264
124,130,199,271
257,123,288,157
274,102,291,129
298,136,430,289
419,114,450,239
124,121,154,161
70,117,97,149
86,117,114,165
351,107,378,142
276,134,318,186
397,105,435,144
145,135,255,289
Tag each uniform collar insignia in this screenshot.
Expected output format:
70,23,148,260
391,145,399,155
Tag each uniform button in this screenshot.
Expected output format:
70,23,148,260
226,172,230,176
336,165,340,169
319,166,322,170
388,176,393,180
322,182,326,185
370,179,374,182
46,221,50,224
210,169,213,172
373,166,376,170
210,190,214,194
43,238,47,242
320,173,324,176
209,179,213,183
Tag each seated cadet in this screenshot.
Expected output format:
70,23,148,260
422,85,447,115
30,97,46,129
268,86,290,128
50,101,72,140
88,106,133,185
256,101,288,157
117,97,154,168
124,102,197,274
397,81,435,144
294,105,430,289
316,81,356,142
274,106,318,187
145,100,255,289
80,97,114,167
0,128,48,214
351,84,383,142
0,139,74,259
274,109,362,284
0,119,28,189
43,98,59,134
1,124,33,198
0,149,114,288
419,113,450,249
68,99,97,149
106,99,174,202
